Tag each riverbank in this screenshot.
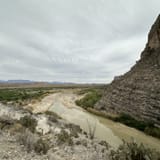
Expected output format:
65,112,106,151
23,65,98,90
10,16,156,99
76,89,160,139
86,107,160,139
39,90,160,151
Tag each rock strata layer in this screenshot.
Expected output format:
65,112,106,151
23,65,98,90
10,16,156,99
95,15,160,125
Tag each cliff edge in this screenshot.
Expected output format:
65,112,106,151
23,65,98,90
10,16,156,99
95,15,160,125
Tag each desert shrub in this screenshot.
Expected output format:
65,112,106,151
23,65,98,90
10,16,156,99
17,129,37,152
9,123,25,135
34,138,49,154
110,141,160,160
87,120,96,139
45,111,59,118
48,115,58,123
76,90,102,109
65,123,82,138
0,115,15,130
45,111,61,123
19,115,37,133
57,129,73,146
17,129,49,154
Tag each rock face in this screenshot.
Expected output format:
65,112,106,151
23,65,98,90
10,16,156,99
95,15,160,125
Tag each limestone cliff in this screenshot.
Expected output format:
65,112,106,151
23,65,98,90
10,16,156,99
95,15,160,125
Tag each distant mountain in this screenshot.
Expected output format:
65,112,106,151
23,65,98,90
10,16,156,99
0,80,35,84
7,80,34,84
0,80,6,83
48,81,75,84
0,80,75,85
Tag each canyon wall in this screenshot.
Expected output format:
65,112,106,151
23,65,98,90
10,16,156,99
95,15,160,125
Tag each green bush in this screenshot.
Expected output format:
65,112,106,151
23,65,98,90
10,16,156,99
76,88,96,95
0,89,47,103
45,111,62,123
145,127,160,139
19,115,37,133
0,90,20,101
113,114,150,131
113,113,160,139
110,141,160,160
45,111,61,119
76,90,102,109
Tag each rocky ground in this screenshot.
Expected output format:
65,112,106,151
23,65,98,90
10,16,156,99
0,103,111,160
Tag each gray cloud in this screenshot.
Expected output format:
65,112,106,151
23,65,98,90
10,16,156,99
0,0,160,83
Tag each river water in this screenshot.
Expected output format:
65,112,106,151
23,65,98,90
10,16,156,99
49,93,160,151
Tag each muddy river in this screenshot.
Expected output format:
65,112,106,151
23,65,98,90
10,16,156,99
48,92,160,150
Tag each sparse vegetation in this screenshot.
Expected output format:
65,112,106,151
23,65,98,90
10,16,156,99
76,89,102,109
0,115,15,130
110,140,160,160
57,129,73,146
45,111,61,121
87,120,96,139
45,111,62,123
34,138,49,154
65,123,82,138
0,89,46,101
19,115,37,133
17,129,49,154
76,88,98,95
17,129,37,152
0,88,50,106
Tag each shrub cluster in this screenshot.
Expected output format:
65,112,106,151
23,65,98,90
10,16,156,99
0,89,46,103
45,111,61,123
17,129,49,154
113,113,160,139
19,115,37,133
34,138,49,154
76,90,102,109
57,129,73,146
144,127,160,139
110,141,160,160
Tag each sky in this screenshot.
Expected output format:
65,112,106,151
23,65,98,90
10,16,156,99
0,0,160,83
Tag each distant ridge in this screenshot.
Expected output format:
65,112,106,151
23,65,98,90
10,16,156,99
0,80,75,84
0,80,36,84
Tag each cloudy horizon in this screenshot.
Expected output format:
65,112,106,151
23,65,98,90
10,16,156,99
0,0,160,83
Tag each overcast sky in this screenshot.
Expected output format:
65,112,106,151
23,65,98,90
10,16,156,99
0,0,160,83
